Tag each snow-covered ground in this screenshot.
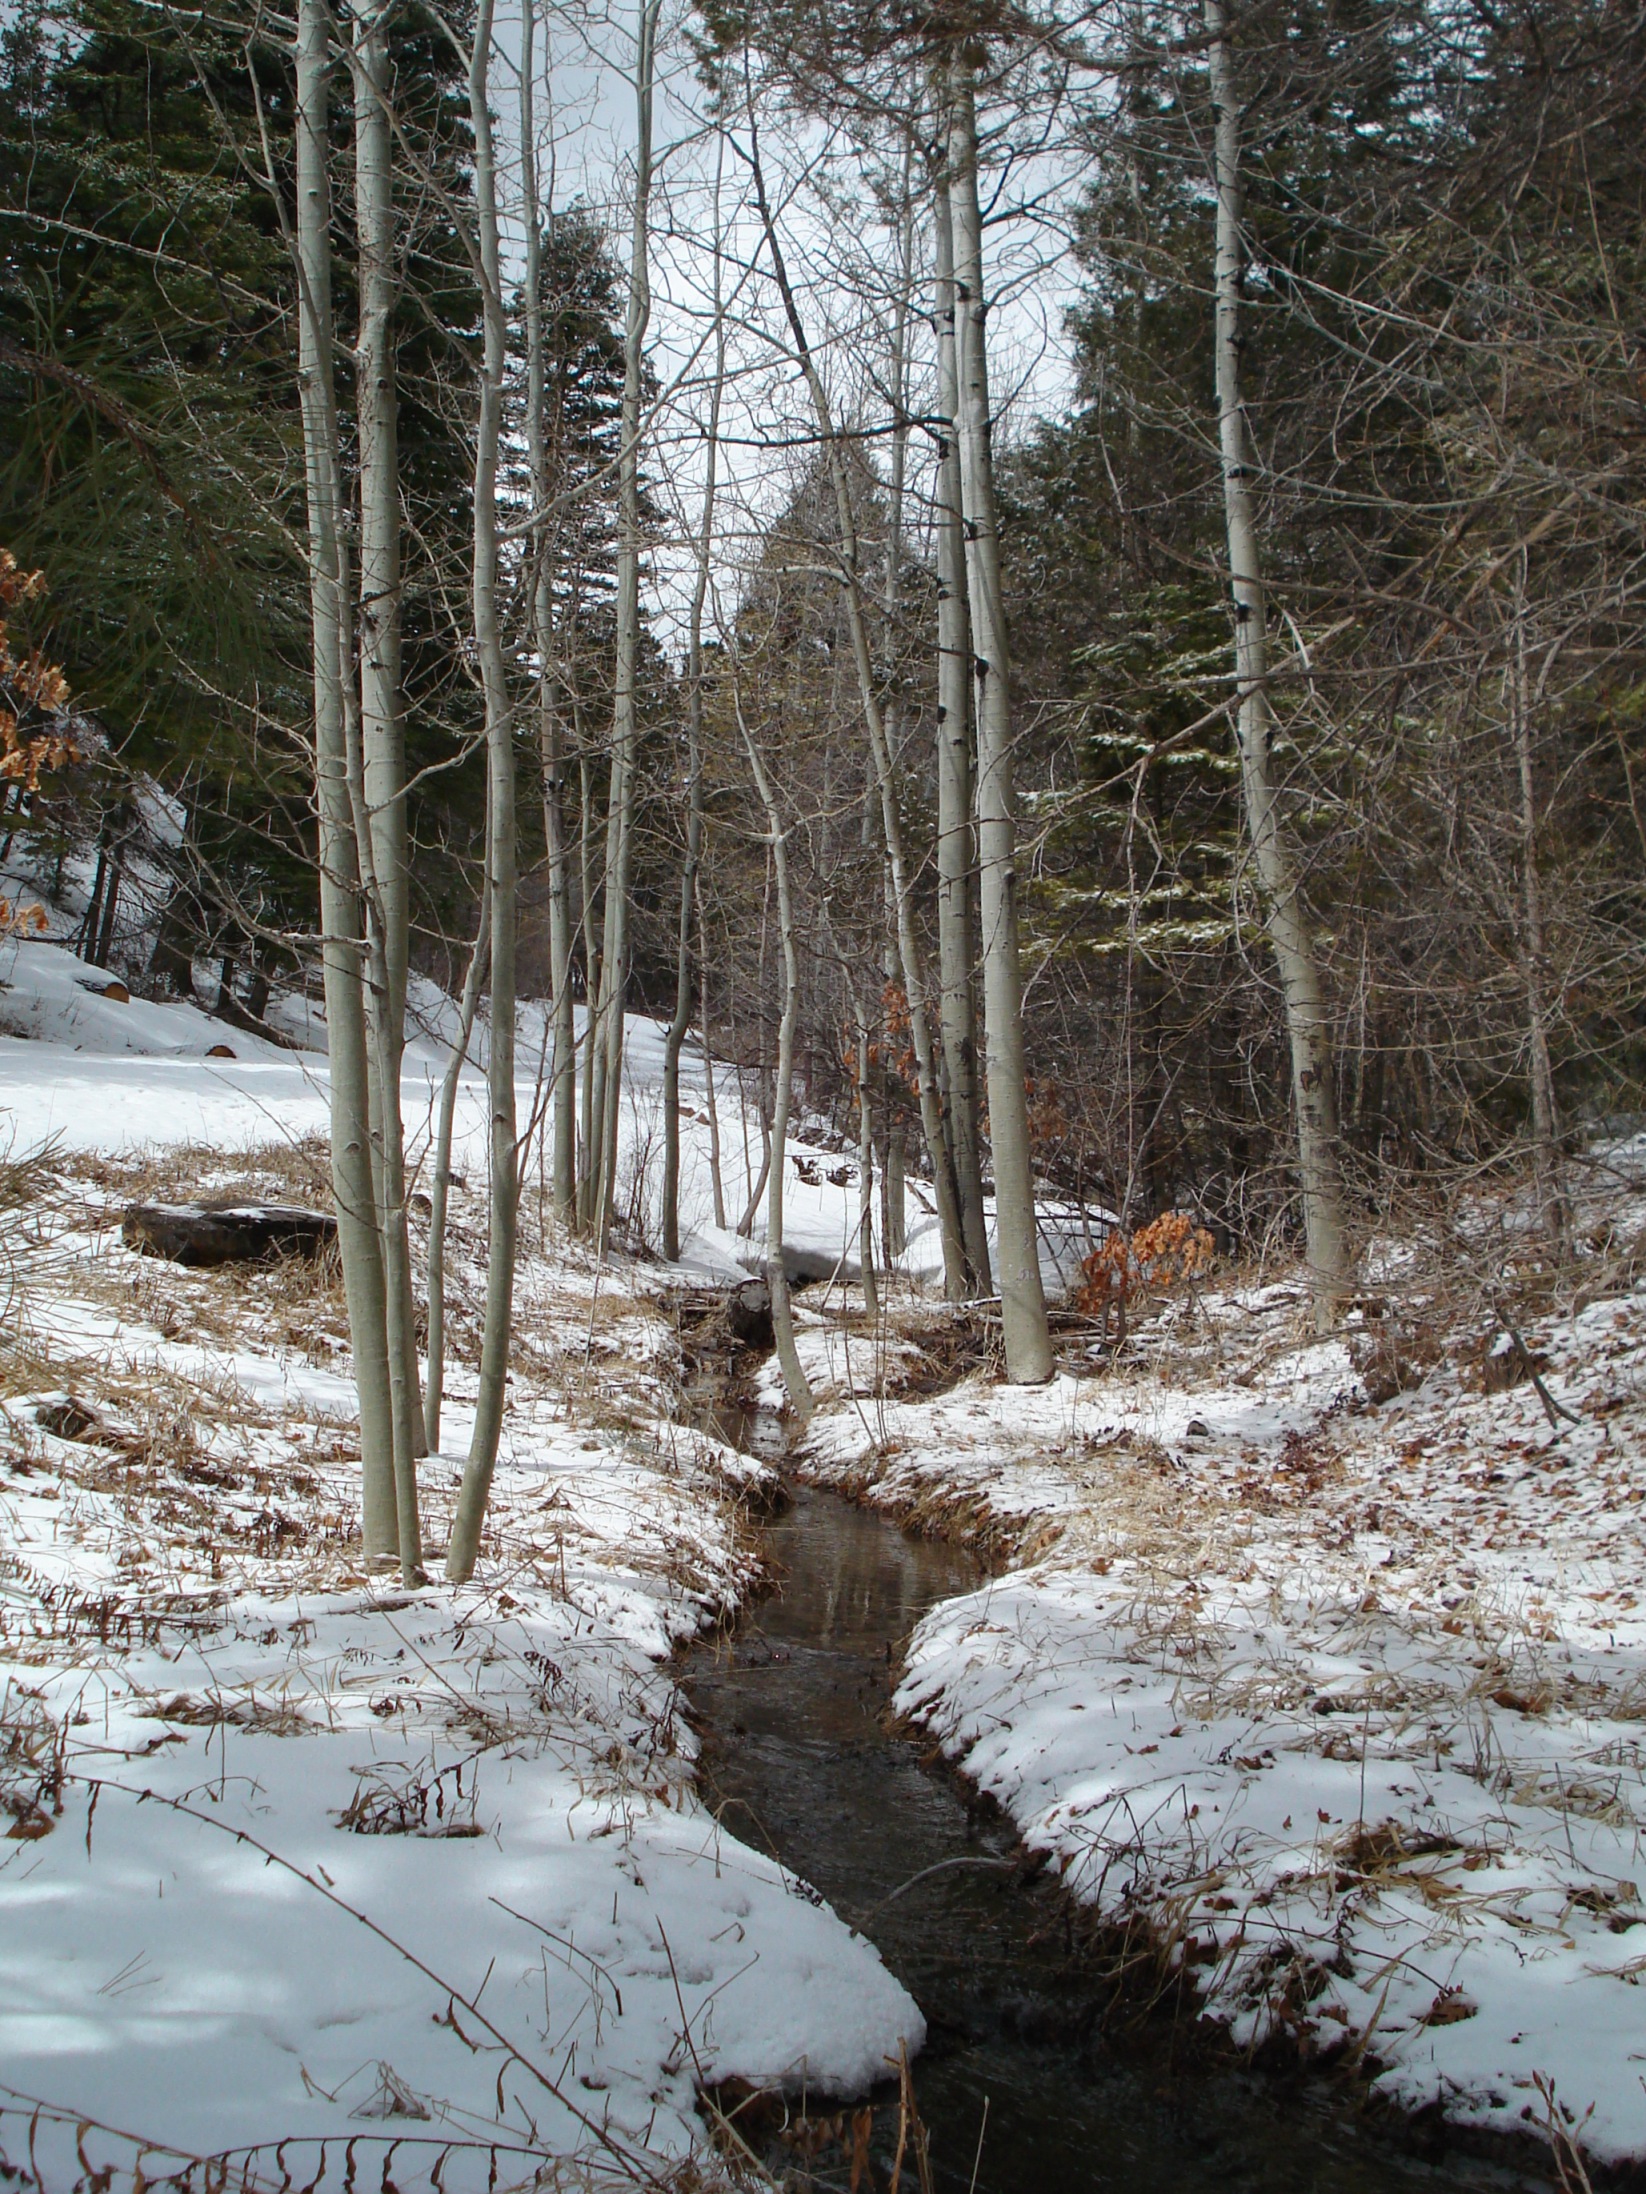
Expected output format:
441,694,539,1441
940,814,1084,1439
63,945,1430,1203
0,941,925,2187
0,935,1096,1296
791,1227,1646,2168
9,925,1646,2177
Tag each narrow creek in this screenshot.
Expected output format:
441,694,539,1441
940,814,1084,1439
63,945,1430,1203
683,1415,1542,2194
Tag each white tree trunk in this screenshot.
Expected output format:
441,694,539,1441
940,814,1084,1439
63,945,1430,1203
663,140,724,1265
946,60,1052,1382
735,698,812,1423
857,1013,879,1321
884,1120,907,1262
539,683,576,1214
424,892,489,1453
577,741,600,1219
352,0,424,1574
699,884,728,1231
1205,0,1349,1320
589,0,661,1250
293,0,400,1560
520,0,576,1221
445,0,518,1583
932,168,990,1294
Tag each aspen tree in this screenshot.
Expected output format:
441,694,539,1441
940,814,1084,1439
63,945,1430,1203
733,686,813,1421
351,0,423,1574
945,51,1051,1381
445,0,518,1582
424,893,488,1452
1204,0,1348,1319
663,138,725,1263
293,0,400,1563
521,0,577,1219
588,0,663,1248
931,159,989,1293
857,1011,879,1319
699,886,728,1232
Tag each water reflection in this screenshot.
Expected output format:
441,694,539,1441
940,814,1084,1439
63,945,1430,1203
686,1471,1542,2194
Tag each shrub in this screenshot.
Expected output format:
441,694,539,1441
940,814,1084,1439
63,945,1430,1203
1075,1210,1215,1343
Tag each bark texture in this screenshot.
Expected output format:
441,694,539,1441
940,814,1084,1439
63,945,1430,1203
932,169,990,1294
293,0,400,1559
446,0,518,1582
1205,0,1349,1319
947,60,1052,1382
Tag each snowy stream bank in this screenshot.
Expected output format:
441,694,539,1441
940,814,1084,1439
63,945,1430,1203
4,936,1645,2184
780,1268,1646,2177
0,1189,919,2189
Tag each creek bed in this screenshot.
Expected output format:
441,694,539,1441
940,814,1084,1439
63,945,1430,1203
685,1460,1539,2194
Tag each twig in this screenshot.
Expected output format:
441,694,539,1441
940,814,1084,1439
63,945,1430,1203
68,1773,659,2182
1491,1298,1581,1431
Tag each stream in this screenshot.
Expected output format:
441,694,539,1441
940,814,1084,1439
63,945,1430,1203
684,1422,1542,2194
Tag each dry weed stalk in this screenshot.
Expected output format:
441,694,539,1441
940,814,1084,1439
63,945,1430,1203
0,2082,780,2194
1533,2073,1597,2194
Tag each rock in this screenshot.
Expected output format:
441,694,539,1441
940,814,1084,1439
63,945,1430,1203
122,1200,337,1267
35,1396,101,1441
731,1243,857,1289
725,1277,774,1350
779,1242,852,1287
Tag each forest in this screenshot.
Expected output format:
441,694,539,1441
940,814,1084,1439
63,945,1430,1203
2,0,1645,2187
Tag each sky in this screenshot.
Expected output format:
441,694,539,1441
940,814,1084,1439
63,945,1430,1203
483,0,1103,644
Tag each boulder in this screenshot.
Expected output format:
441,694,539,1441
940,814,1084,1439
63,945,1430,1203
122,1200,336,1267
780,1243,842,1287
725,1277,774,1350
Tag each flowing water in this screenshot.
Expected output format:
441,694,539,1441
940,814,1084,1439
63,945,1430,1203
684,1440,1543,2194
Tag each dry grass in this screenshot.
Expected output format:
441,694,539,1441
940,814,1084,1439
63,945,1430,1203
0,2084,786,2194
58,1133,335,1211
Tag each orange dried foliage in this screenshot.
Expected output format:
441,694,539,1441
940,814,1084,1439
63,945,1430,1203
0,549,47,611
0,548,84,792
0,896,49,937
879,982,917,1088
1025,1075,1068,1152
1075,1211,1215,1329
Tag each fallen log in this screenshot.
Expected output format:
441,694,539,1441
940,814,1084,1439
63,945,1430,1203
122,1200,336,1267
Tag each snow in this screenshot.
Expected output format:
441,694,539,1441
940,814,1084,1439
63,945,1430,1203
2,780,180,979
794,1263,1646,2164
0,937,1091,1296
0,939,295,1065
0,965,926,2180
9,918,1645,2173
